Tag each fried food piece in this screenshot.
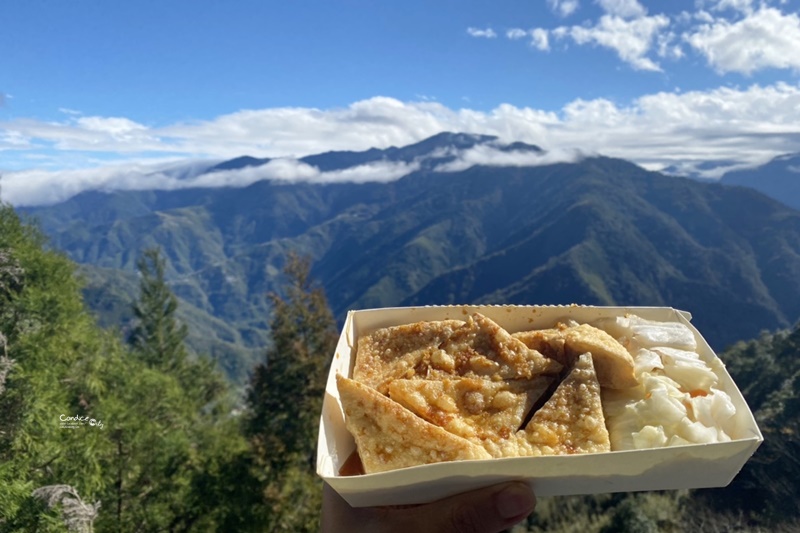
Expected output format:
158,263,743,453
336,375,491,473
387,377,552,457
517,352,611,456
354,314,561,393
353,320,465,393
439,313,562,380
515,323,637,389
563,323,637,389
513,328,568,366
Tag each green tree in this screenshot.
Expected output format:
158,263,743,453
245,252,338,531
128,247,188,372
0,204,110,530
90,246,258,531
0,208,261,531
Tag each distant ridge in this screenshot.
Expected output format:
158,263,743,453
204,131,543,174
206,155,271,172
720,152,800,210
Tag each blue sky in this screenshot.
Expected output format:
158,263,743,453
3,0,800,204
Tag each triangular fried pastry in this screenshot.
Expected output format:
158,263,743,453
440,313,562,380
352,320,464,393
516,352,611,456
387,377,552,457
513,328,568,366
515,323,637,389
563,324,637,389
336,375,491,473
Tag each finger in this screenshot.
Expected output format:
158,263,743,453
379,481,537,533
322,483,367,532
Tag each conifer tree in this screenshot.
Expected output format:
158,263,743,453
95,246,259,530
245,252,338,530
128,247,188,371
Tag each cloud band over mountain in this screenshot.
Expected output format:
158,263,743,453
4,80,800,205
1,139,591,206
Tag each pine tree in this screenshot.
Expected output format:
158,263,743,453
105,246,258,530
245,252,338,531
128,247,188,371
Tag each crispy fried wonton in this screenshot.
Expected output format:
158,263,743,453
517,352,611,456
336,375,491,473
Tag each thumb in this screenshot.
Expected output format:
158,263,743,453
384,481,536,533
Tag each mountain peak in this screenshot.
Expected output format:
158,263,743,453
299,132,505,172
206,155,270,173
407,132,543,156
410,131,498,150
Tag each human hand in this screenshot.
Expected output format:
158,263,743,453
321,481,536,533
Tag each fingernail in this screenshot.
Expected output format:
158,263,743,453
495,483,536,519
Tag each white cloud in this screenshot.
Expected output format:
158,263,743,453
467,27,497,38
548,0,580,17
75,116,151,142
196,158,419,187
435,144,585,173
657,32,684,59
0,157,421,206
491,1,800,75
710,0,754,14
531,29,550,51
595,0,647,18
4,83,800,204
0,115,164,154
506,28,550,50
691,10,715,23
552,26,570,39
568,14,670,71
685,7,800,74
0,130,31,148
1,162,192,206
319,160,420,183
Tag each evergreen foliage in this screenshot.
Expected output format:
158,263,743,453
0,205,258,531
128,247,189,371
0,203,107,530
245,251,338,531
523,491,686,533
689,324,800,527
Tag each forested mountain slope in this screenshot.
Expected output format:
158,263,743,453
22,136,800,380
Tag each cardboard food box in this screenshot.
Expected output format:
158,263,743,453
317,305,763,508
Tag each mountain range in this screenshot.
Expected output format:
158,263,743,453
720,152,800,211
21,133,800,382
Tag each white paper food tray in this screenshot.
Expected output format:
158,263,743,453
317,305,763,508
